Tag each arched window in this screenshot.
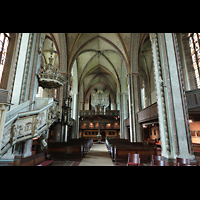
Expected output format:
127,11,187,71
188,33,200,88
0,33,10,84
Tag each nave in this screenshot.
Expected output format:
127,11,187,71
1,33,200,166
78,143,114,166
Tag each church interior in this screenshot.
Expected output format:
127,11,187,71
0,33,200,166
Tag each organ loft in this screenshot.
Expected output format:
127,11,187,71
0,33,200,166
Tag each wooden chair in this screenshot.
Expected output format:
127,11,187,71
127,153,140,166
176,163,193,166
151,155,164,165
176,157,190,166
151,159,168,166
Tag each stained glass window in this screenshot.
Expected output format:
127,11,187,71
188,33,200,88
0,33,10,84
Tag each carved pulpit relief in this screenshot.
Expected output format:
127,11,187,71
91,88,110,115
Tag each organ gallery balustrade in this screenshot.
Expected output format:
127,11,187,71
80,110,120,117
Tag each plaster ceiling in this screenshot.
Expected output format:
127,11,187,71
42,33,154,105
66,33,131,101
42,33,154,102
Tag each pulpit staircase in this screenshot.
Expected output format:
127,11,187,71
0,93,60,159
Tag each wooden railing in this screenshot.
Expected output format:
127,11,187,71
185,89,200,109
137,103,158,123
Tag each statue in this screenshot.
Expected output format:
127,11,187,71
96,134,102,143
96,129,103,144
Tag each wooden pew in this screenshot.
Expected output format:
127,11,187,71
193,143,200,157
114,144,157,165
48,138,93,160
48,142,84,160
105,138,129,152
106,138,159,165
110,142,136,160
66,138,93,154
13,151,53,166
106,138,157,165
106,138,143,159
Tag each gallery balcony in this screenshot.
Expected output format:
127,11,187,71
137,89,200,124
80,110,120,118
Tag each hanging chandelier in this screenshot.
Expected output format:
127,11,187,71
37,43,66,88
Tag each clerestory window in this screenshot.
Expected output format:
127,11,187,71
0,33,10,84
188,33,200,89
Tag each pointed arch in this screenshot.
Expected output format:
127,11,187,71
78,51,121,90
79,64,120,92
68,35,129,73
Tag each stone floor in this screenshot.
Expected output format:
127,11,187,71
51,160,75,166
78,143,114,166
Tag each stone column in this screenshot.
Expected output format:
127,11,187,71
84,99,89,110
95,105,98,114
11,33,30,110
63,125,68,142
0,104,8,151
111,99,116,110
99,105,103,115
120,92,128,139
0,89,10,154
127,73,143,143
23,139,33,158
150,33,195,160
103,106,106,115
72,92,79,139
127,74,133,142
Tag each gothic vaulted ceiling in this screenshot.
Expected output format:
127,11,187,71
66,33,132,101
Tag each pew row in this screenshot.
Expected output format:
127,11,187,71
13,151,53,166
48,143,83,159
48,138,93,160
106,138,157,165
114,145,157,164
193,143,200,157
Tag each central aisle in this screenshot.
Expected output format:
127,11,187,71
79,143,114,166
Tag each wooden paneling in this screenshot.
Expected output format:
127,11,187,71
186,89,200,109
137,103,158,123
